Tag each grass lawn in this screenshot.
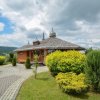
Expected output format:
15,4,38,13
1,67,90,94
16,72,100,100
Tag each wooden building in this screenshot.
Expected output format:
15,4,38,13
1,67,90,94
15,30,85,63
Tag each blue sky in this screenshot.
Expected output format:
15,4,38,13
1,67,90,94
0,16,14,34
0,0,100,48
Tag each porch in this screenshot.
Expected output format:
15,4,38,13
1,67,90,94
17,49,48,63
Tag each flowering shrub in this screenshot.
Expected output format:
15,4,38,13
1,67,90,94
45,51,62,75
56,72,89,94
45,50,86,75
0,56,6,65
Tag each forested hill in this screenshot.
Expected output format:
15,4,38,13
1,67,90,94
0,46,17,55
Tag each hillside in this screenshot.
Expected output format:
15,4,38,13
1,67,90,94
0,46,17,55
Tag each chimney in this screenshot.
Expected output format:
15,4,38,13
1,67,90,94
33,40,40,45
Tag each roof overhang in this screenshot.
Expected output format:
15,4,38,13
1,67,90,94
14,46,85,52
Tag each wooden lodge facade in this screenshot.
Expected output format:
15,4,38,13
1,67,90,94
15,30,85,63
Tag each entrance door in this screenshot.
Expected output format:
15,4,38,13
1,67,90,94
27,51,29,57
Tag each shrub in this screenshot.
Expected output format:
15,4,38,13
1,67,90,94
12,57,17,66
45,51,62,75
85,47,93,54
45,50,86,75
9,53,14,62
0,56,6,65
85,50,100,92
56,72,89,94
25,57,31,69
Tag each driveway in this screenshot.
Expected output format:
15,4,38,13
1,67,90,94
0,64,48,100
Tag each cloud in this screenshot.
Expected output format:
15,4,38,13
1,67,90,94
0,0,100,48
0,22,5,31
64,0,100,23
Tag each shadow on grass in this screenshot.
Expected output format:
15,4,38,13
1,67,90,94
68,93,89,99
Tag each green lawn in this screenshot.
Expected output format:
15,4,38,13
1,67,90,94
16,72,100,100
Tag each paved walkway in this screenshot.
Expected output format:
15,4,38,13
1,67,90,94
0,64,48,100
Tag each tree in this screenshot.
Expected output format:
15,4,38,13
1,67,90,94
33,54,39,79
25,57,31,69
85,50,100,92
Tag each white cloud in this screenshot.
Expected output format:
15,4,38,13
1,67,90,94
0,22,5,31
0,0,100,48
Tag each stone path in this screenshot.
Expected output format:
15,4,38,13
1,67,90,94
0,64,48,100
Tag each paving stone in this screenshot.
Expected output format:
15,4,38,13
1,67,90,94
0,64,48,100
0,75,20,97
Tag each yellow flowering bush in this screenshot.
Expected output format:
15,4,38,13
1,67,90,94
56,72,89,94
58,51,86,74
0,56,6,65
45,51,62,75
45,50,86,75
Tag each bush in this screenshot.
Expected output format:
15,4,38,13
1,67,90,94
0,56,6,65
45,50,86,75
85,47,93,54
85,50,100,92
25,57,31,69
56,72,89,94
12,57,17,66
45,51,62,75
9,53,14,62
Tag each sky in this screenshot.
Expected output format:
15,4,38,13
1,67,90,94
0,0,100,48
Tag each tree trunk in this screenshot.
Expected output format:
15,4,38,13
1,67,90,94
34,67,37,79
